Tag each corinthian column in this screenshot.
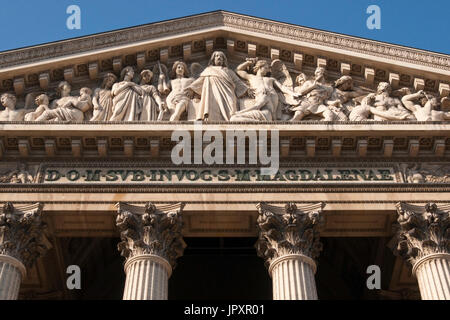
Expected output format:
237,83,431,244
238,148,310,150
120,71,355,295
0,202,51,300
116,202,186,300
391,202,450,300
255,202,325,300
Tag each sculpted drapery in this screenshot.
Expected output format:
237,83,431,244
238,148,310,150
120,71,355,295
3,51,449,123
140,84,160,121
187,51,249,121
139,69,166,121
110,66,143,122
34,81,91,122
91,73,117,121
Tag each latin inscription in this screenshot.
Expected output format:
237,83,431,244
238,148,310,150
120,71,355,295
42,167,396,184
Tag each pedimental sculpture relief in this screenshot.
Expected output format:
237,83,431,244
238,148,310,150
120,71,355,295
2,54,449,123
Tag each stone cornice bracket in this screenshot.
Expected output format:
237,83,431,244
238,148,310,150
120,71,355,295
115,202,186,268
255,202,325,269
0,202,51,269
391,202,450,272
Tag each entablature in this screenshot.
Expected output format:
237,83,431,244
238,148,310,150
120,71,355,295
0,122,449,160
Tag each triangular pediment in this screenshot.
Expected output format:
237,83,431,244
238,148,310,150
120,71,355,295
0,10,449,99
0,11,449,163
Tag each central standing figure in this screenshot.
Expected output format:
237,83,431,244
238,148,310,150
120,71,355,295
185,51,253,121
110,66,143,121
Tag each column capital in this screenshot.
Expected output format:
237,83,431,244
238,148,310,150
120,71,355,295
255,202,325,268
0,202,51,268
115,202,186,268
392,202,450,268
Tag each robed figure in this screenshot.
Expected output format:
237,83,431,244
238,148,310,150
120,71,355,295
110,66,143,121
186,51,250,121
90,73,117,121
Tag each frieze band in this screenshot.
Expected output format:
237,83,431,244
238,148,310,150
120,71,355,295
1,52,449,123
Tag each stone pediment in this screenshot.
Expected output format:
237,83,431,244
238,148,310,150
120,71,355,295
0,10,449,105
0,11,449,160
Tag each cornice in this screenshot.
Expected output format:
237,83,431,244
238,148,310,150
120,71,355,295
0,11,448,71
221,12,450,71
0,11,223,69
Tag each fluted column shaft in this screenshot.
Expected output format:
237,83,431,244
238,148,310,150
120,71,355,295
413,254,450,300
269,254,317,300
255,202,324,301
0,255,26,300
123,254,171,300
392,202,450,300
116,202,186,301
0,202,49,300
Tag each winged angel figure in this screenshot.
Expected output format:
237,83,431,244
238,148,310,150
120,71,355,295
154,61,204,121
230,58,300,121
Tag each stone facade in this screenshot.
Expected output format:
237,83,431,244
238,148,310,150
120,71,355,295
0,11,449,300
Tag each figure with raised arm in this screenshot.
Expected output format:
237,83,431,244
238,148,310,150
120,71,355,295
289,67,334,121
370,82,413,121
349,93,409,121
401,90,443,121
230,58,300,121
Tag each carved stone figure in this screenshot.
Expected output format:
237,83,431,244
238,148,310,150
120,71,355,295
24,94,50,121
90,73,117,121
0,163,34,184
0,93,25,121
294,73,307,94
426,96,450,121
400,90,441,121
289,67,334,121
139,69,166,121
370,82,413,121
185,51,252,121
326,75,369,121
110,66,143,122
163,61,195,121
35,81,92,122
401,163,450,183
349,93,409,121
230,59,299,122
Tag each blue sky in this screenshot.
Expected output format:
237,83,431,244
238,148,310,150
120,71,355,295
0,0,448,54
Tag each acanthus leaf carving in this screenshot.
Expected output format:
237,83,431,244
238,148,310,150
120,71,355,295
116,202,186,268
391,202,450,267
0,202,52,267
255,202,325,268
